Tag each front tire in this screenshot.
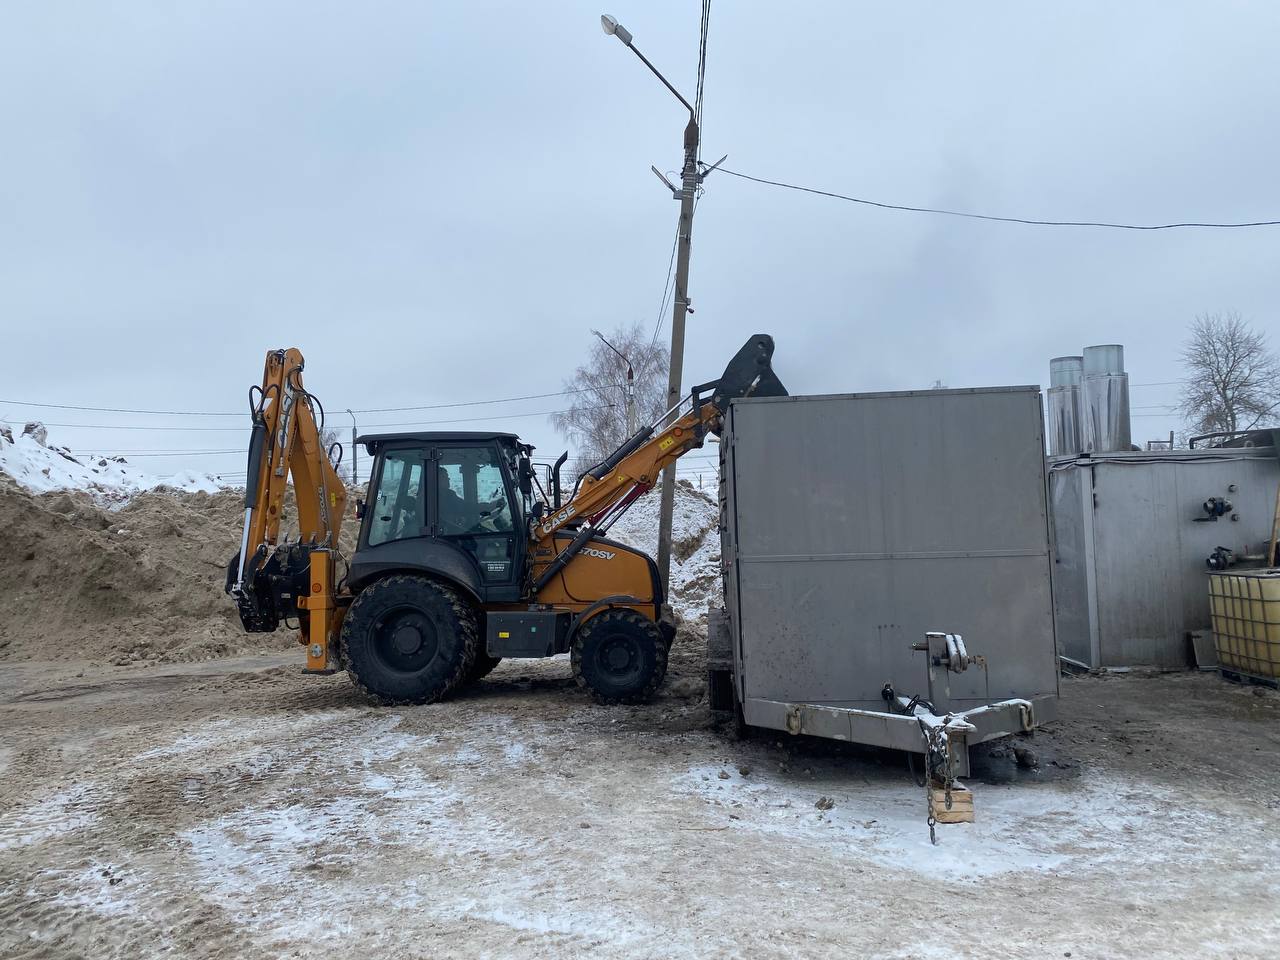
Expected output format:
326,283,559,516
462,652,503,685
341,575,477,705
572,609,668,705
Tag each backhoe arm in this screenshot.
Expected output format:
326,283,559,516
531,335,785,586
227,348,347,641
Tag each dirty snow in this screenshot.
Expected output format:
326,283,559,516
672,763,1241,880
607,478,721,628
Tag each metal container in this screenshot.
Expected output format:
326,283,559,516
715,387,1058,762
1049,448,1280,667
1080,344,1131,452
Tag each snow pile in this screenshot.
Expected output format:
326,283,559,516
607,479,721,634
0,421,228,504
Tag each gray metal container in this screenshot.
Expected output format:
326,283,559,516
718,387,1059,741
1049,447,1280,667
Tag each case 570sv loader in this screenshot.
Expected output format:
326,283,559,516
226,335,785,705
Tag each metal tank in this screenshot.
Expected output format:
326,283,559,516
1047,355,1083,455
1080,344,1132,453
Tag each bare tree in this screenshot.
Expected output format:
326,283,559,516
1179,312,1280,436
550,323,670,469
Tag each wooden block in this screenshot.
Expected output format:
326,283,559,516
930,785,975,823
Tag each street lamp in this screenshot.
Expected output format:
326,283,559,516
599,14,632,45
600,12,700,592
592,328,636,436
600,15,694,117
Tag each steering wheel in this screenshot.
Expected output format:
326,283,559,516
480,497,508,518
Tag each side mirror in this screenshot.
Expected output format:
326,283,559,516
518,456,534,498
355,499,366,520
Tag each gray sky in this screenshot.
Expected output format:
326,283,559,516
2,1,1278,481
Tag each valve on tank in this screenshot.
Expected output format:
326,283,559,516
1206,545,1235,570
1194,496,1233,522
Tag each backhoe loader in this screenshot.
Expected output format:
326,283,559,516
226,334,785,704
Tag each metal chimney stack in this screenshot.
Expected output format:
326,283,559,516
1080,344,1132,453
1047,356,1084,455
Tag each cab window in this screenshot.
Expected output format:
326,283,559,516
436,447,514,535
367,448,425,546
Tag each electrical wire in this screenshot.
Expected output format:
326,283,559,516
86,449,248,458
0,386,607,418
348,387,604,414
694,0,711,159
35,407,609,432
713,166,1280,230
0,399,242,416
651,194,701,348
651,219,681,347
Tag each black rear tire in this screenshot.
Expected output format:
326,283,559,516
571,609,668,704
463,652,503,685
341,575,477,705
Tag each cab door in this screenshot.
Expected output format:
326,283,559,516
432,444,521,600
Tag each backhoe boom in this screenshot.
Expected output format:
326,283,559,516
227,348,347,662
533,334,785,546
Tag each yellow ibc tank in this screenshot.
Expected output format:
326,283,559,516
1209,570,1280,681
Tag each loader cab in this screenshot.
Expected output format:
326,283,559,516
351,431,531,603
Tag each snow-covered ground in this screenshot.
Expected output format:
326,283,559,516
0,421,227,502
2,659,1278,960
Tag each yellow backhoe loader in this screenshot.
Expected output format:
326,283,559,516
226,335,785,704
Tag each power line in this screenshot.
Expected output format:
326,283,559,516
88,449,248,458
651,194,700,348
0,387,604,419
36,407,605,433
75,450,247,455
694,0,711,158
349,387,602,414
651,219,681,347
0,399,242,416
714,167,1280,230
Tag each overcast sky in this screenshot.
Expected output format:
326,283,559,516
2,2,1277,481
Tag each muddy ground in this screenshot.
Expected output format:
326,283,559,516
2,644,1278,960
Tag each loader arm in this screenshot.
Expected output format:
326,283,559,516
227,348,347,646
530,335,785,588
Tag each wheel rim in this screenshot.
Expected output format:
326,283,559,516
371,604,440,674
594,632,644,689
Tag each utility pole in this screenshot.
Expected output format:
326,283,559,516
655,115,699,587
601,13,706,591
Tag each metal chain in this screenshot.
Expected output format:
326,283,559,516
919,715,956,846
